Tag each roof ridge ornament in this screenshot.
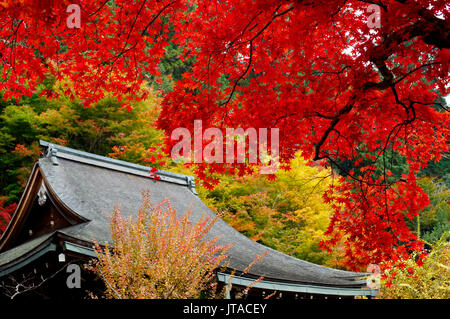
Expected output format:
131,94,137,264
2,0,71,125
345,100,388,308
186,176,198,195
50,146,59,166
42,142,59,166
37,182,47,206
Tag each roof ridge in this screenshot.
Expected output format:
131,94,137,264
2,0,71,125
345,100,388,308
39,140,197,194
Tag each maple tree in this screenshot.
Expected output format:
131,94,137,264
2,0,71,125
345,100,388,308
159,0,450,270
0,0,448,269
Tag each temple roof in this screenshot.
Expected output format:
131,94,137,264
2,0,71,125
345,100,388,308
0,141,377,296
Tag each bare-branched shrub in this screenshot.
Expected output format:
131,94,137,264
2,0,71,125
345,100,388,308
91,191,230,299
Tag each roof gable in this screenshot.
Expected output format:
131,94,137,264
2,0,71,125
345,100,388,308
0,164,87,252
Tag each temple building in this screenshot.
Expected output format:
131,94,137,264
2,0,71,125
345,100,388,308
0,140,378,299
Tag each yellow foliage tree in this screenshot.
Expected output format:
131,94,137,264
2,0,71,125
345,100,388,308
197,152,342,267
380,233,450,299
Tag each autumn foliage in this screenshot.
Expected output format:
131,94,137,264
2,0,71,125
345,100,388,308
158,0,449,270
199,152,343,267
0,197,16,234
0,0,448,269
91,192,229,299
380,233,450,299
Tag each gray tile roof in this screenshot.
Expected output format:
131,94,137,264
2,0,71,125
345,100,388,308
1,141,370,291
40,141,367,287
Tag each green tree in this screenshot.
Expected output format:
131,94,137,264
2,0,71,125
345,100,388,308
408,178,450,245
0,82,164,204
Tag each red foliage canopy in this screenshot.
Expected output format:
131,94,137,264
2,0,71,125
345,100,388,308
0,198,16,234
0,0,448,269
